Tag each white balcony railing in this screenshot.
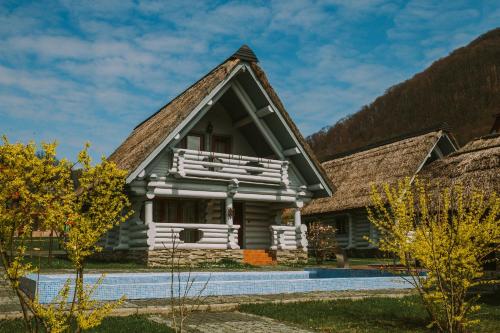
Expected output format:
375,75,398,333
169,148,289,186
147,223,240,250
269,225,308,250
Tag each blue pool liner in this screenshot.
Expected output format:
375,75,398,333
21,269,413,304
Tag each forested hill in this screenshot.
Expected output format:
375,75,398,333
308,28,500,161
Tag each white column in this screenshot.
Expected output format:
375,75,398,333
225,196,239,249
145,200,153,225
294,203,307,251
294,208,301,228
225,196,233,226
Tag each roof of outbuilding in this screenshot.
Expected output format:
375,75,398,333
302,129,449,215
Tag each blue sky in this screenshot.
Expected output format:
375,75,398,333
0,1,499,161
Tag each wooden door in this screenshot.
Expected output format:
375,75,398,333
211,135,231,154
233,202,244,248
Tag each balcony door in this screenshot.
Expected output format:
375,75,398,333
211,135,231,154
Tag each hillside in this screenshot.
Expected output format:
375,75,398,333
308,28,500,161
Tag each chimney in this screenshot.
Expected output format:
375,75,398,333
491,113,500,134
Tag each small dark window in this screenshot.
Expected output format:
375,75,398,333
179,229,203,243
334,215,349,235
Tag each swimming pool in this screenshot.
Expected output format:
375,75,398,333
21,269,413,304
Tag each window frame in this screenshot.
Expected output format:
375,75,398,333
180,132,205,151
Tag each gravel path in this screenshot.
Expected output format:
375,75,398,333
149,311,314,333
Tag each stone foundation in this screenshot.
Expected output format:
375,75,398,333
147,249,244,268
272,249,308,265
92,248,308,267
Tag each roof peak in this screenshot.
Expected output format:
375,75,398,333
322,122,452,162
231,44,259,62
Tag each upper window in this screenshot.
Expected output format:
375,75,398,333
181,133,204,151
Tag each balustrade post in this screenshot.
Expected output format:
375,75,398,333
294,207,301,229
280,161,289,187
226,180,239,249
270,226,278,250
297,224,308,251
294,205,308,251
278,229,286,250
177,150,186,177
145,200,153,225
226,195,239,249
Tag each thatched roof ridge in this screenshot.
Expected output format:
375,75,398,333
302,130,445,216
108,58,241,174
419,134,500,195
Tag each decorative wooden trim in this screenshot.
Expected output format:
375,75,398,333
283,147,300,156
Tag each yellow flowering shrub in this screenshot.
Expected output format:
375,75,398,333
0,137,131,332
368,178,499,333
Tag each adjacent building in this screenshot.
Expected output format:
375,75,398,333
302,126,457,255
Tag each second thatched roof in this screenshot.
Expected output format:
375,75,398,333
302,129,453,216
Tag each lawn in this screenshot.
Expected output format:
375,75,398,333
0,315,174,333
17,255,392,271
240,293,500,332
21,255,145,270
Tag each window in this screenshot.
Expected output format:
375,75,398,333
153,198,206,224
331,215,349,235
180,133,204,151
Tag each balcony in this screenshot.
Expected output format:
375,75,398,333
169,148,289,186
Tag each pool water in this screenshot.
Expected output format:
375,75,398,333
21,269,412,304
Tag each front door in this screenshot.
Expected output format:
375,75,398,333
233,202,244,248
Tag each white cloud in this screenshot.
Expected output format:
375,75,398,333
0,0,497,160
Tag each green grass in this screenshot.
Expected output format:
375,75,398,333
12,255,146,271
0,315,174,333
240,293,500,332
3,252,398,272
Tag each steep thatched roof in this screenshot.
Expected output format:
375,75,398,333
302,130,447,216
108,45,332,191
419,133,500,195
108,57,241,174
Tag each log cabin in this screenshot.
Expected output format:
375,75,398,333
103,45,333,266
302,126,458,256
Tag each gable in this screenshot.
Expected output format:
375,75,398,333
108,46,333,198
